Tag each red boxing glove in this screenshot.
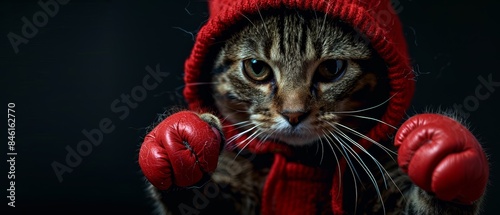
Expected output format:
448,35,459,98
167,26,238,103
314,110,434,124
138,111,223,190
395,113,489,204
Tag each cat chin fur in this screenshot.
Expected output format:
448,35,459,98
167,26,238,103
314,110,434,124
268,121,320,146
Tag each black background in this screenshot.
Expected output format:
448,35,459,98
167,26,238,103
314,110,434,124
1,0,499,214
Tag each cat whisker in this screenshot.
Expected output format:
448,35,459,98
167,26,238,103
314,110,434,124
219,103,252,114
256,6,269,37
233,109,251,114
223,120,253,129
335,122,407,203
322,130,359,212
226,123,261,147
326,130,364,186
328,121,406,214
319,2,329,36
316,136,325,165
240,127,264,148
333,122,397,158
223,111,250,122
342,114,397,130
329,127,385,215
332,93,397,114
329,122,390,185
234,127,265,159
238,12,256,29
230,122,261,146
219,113,239,128
320,133,342,177
221,118,249,132
319,0,337,36
257,128,277,148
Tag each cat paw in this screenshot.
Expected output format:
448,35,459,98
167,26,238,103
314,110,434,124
139,111,224,190
394,113,489,204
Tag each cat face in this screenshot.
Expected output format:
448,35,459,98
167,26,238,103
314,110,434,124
211,11,390,146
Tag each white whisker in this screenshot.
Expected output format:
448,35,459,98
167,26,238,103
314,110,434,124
323,130,360,213
258,128,276,147
234,128,264,159
238,12,256,28
327,131,363,184
330,124,388,186
333,93,397,114
225,120,253,130
317,136,326,165
331,128,384,214
226,123,260,146
335,123,407,204
256,7,269,37
333,122,397,157
343,114,397,130
222,121,248,128
320,2,329,36
322,131,354,199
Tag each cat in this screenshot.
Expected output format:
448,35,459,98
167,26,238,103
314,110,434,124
142,9,486,215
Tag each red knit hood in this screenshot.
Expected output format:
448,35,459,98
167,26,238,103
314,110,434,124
184,0,415,152
182,0,415,214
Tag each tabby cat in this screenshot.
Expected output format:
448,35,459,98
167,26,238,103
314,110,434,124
144,10,485,215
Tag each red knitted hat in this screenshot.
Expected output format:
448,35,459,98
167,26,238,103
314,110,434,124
184,0,415,151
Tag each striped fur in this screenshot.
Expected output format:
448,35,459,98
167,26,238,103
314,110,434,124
211,10,390,147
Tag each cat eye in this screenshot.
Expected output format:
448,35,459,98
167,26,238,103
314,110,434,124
316,59,347,82
243,59,273,82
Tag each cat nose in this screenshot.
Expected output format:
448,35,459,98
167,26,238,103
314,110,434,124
280,111,309,127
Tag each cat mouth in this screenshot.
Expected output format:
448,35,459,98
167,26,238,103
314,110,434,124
269,129,320,146
251,118,321,145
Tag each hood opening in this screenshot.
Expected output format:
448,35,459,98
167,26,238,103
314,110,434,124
183,0,415,152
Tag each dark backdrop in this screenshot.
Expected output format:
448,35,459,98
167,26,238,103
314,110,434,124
1,0,499,214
